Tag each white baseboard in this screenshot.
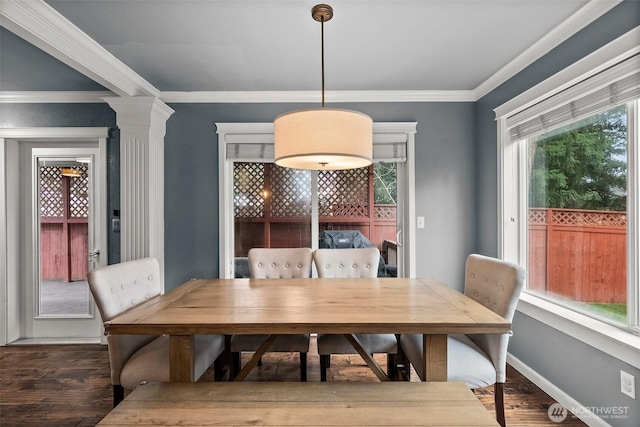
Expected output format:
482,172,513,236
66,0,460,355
507,353,611,427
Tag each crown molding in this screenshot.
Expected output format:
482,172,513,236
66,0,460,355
0,0,159,98
160,90,475,103
473,0,622,100
494,26,640,119
0,90,473,104
0,91,113,103
0,127,110,140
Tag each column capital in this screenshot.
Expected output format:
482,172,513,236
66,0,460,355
103,96,174,132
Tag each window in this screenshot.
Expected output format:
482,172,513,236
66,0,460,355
497,32,640,345
526,105,629,324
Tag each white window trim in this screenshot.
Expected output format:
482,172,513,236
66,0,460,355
496,27,640,367
216,122,417,279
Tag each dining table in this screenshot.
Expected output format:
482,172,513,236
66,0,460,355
104,277,511,382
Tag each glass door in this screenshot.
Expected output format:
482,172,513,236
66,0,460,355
232,162,400,277
26,147,104,340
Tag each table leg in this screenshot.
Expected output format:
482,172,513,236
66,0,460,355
234,334,278,381
170,335,195,382
422,334,447,381
344,334,389,381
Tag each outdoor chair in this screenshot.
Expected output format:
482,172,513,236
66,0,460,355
314,248,398,381
399,254,525,427
87,257,225,407
230,247,313,381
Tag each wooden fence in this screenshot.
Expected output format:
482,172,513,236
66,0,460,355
528,208,627,303
234,204,397,257
39,166,89,282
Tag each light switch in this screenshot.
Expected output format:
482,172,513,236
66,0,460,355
417,216,425,228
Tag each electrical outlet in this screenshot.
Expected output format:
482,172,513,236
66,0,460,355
620,370,635,399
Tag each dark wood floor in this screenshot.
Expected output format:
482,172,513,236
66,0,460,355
1,338,587,426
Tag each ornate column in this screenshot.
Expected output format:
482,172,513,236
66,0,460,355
104,97,174,284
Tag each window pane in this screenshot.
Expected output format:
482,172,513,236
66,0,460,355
233,163,311,277
39,164,91,316
233,162,399,277
527,105,628,323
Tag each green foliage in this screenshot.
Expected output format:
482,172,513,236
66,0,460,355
528,106,627,210
373,163,397,204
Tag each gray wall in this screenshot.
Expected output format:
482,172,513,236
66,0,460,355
475,2,640,425
164,102,476,290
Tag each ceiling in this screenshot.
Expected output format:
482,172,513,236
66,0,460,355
2,1,615,100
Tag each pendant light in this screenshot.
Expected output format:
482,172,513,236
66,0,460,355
61,167,83,177
274,4,373,170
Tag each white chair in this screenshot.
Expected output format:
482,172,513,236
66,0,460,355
399,254,525,427
230,247,313,381
314,248,398,381
87,257,225,406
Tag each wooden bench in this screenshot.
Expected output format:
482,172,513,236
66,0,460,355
98,381,499,426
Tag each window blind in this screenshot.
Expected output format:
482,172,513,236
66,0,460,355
225,134,408,163
507,54,640,141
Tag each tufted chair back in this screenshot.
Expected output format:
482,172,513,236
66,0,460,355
248,247,313,278
314,248,380,278
87,257,162,385
464,254,525,383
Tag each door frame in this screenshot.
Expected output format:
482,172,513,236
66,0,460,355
216,122,417,278
0,127,109,345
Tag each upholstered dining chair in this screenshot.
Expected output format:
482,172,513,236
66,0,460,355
399,254,525,427
313,248,398,381
230,247,313,381
87,257,225,406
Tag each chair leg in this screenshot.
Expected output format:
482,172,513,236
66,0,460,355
213,356,225,380
232,352,241,379
326,354,331,368
495,382,506,427
320,355,329,382
113,384,124,407
396,350,411,381
387,353,397,380
257,356,263,367
300,352,307,382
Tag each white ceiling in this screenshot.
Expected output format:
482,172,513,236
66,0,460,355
4,1,617,100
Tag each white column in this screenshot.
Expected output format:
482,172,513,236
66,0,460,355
104,97,174,285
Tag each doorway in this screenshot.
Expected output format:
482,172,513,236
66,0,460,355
216,122,417,278
0,128,109,344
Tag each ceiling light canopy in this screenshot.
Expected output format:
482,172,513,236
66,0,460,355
274,4,373,171
61,167,83,177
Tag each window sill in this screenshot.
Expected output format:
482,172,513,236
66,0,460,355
517,292,640,368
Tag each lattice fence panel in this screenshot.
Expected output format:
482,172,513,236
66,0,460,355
234,163,265,218
318,168,369,218
270,165,311,217
528,209,547,224
374,205,396,220
552,209,626,226
69,166,89,218
40,166,64,218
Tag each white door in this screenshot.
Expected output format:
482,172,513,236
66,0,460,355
20,145,105,341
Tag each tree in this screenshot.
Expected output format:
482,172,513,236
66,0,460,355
373,162,396,204
528,106,627,211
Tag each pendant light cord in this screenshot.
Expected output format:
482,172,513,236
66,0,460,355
321,16,325,108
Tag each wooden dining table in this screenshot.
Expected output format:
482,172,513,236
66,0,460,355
105,277,511,382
